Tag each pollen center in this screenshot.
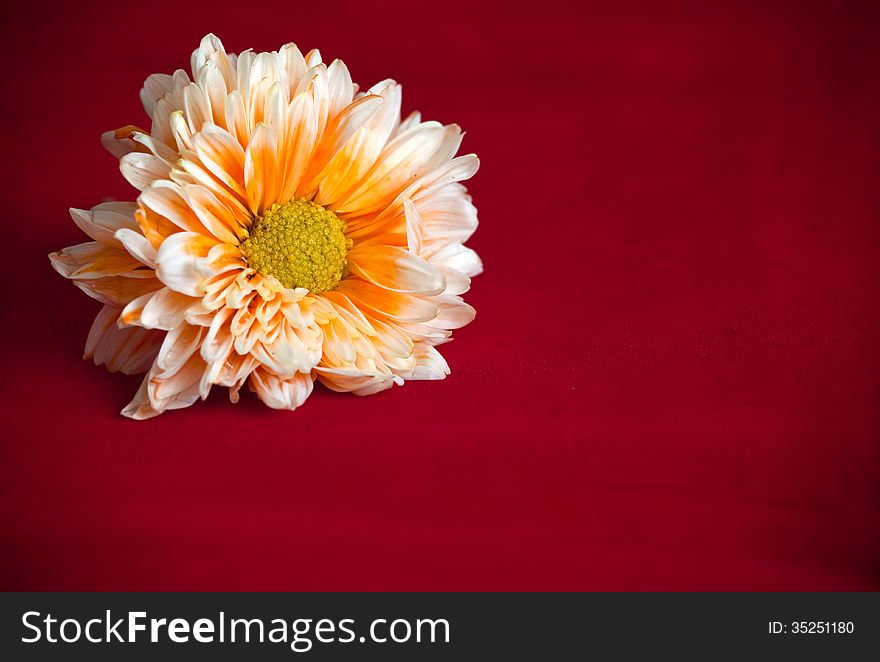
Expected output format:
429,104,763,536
240,200,349,293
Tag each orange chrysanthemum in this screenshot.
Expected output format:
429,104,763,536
49,34,480,419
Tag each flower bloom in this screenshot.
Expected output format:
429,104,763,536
49,34,480,419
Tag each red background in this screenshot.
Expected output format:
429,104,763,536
1,0,878,590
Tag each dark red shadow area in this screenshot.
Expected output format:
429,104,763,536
0,0,878,590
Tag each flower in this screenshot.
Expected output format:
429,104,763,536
49,34,480,419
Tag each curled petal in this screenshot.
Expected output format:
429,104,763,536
400,344,450,381
69,203,139,245
120,152,171,191
49,241,152,280
249,369,315,411
101,125,148,159
121,287,197,330
123,353,206,418
73,276,163,307
140,73,173,116
430,294,476,330
85,305,163,375
315,366,402,396
121,375,161,420
114,228,158,268
190,33,236,90
156,232,219,296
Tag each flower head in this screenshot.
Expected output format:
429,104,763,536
49,34,480,419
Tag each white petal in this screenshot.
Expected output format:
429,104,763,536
156,323,203,375
155,232,218,296
101,125,142,159
140,73,173,116
405,345,450,381
431,294,476,330
249,369,314,411
315,366,402,395
121,374,161,419
69,202,139,245
190,33,236,90
73,276,163,307
85,305,162,375
404,198,424,254
279,42,307,93
183,82,211,133
114,228,158,268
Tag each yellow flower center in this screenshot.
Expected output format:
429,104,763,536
240,200,349,293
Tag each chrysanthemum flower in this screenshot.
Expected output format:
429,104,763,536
49,34,480,419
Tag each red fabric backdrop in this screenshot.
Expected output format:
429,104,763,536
1,0,878,590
